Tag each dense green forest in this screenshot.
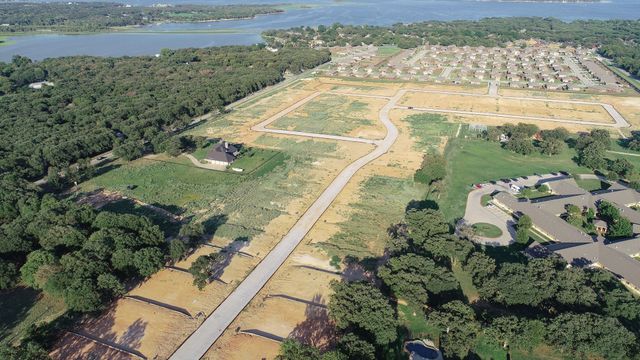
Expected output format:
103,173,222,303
263,17,640,77
0,46,330,180
277,205,640,360
0,2,283,33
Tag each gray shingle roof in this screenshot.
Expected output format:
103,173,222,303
554,242,640,289
205,141,238,163
493,192,593,244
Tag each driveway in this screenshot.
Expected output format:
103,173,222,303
460,174,568,246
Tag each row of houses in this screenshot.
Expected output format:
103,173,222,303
492,177,640,291
322,43,624,93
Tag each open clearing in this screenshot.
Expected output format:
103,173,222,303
52,75,640,360
270,93,388,140
400,91,613,123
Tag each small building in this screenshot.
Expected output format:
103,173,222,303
204,141,240,167
594,219,608,235
28,81,54,89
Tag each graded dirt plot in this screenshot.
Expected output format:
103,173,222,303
52,298,198,360
500,88,640,128
399,92,614,124
270,93,387,139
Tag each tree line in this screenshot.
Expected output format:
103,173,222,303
0,46,330,180
0,2,283,33
263,17,640,78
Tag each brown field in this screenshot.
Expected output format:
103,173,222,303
399,92,614,124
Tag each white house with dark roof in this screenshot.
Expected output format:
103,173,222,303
204,141,239,167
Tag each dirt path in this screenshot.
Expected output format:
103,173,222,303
168,90,404,360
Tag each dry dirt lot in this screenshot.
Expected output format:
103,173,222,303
399,92,614,124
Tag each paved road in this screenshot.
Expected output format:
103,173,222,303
168,90,404,360
488,81,499,97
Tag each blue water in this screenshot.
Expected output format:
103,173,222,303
1,0,639,61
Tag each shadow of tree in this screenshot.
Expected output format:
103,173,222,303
405,199,439,212
208,236,251,281
50,307,149,360
288,294,337,352
202,214,229,238
0,286,40,340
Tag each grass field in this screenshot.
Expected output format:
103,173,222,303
271,93,385,139
451,261,479,302
0,287,66,346
574,178,610,192
404,113,459,152
397,303,439,339
436,136,592,222
472,223,503,238
323,175,427,258
81,136,337,242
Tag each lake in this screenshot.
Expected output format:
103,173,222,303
1,0,639,61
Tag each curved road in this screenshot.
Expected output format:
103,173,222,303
168,90,404,360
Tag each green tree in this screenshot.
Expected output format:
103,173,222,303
133,247,164,277
427,301,480,359
189,253,222,290
0,260,18,290
539,138,564,155
505,137,535,155
414,153,446,185
577,142,606,170
328,281,397,346
378,254,458,305
547,313,637,359
405,208,449,241
276,339,321,360
517,215,532,230
609,158,634,177
337,332,375,359
20,250,56,288
169,239,188,263
179,221,205,244
463,252,496,286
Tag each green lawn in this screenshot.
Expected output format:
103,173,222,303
474,335,508,360
451,261,479,302
232,147,283,174
397,303,439,340
481,194,492,206
472,223,503,238
574,178,610,192
0,287,66,346
436,138,591,222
